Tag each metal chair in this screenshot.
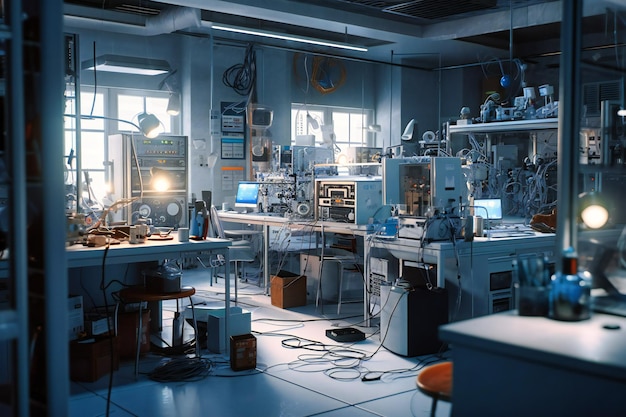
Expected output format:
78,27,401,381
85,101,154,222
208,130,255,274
209,205,257,302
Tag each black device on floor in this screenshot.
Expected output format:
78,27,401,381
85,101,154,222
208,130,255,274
325,327,365,342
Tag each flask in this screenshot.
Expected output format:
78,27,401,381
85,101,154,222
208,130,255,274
549,247,591,321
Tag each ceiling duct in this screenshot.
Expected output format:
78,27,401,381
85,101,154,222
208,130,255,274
145,6,200,35
64,5,200,36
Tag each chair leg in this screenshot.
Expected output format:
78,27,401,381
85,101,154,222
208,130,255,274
188,295,199,357
135,304,143,379
337,266,344,315
430,396,439,417
233,262,239,303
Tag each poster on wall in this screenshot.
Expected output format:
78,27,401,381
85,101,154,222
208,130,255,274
221,135,245,159
220,101,246,159
221,101,246,133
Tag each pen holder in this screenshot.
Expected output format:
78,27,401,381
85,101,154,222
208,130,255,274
515,283,550,316
513,254,551,317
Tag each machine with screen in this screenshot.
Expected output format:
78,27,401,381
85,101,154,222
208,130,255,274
235,182,260,211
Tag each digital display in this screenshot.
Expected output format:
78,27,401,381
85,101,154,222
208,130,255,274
473,198,503,221
235,182,260,208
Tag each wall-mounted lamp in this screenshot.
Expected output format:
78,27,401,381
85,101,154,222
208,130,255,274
69,113,163,138
159,69,181,116
81,54,171,76
137,112,162,138
210,23,368,52
579,192,610,229
166,93,181,116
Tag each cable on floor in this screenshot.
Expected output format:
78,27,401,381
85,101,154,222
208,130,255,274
148,357,212,382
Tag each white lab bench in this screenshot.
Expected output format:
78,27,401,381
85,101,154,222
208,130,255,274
371,233,556,321
439,311,626,416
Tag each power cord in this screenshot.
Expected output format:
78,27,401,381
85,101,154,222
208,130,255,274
148,357,212,382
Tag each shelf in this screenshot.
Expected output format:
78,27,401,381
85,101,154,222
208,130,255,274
449,119,559,134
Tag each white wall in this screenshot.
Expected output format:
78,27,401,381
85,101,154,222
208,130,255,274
66,25,474,219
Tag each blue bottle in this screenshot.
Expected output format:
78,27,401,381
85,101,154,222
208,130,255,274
549,247,591,321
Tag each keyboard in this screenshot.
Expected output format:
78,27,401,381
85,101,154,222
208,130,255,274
485,230,535,239
593,296,626,317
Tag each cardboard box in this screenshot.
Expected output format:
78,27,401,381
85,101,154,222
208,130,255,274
270,270,307,308
200,306,251,354
230,334,257,371
68,295,84,341
116,309,151,359
70,336,119,382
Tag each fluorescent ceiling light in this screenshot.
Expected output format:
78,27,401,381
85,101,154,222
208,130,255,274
81,54,171,76
211,24,368,52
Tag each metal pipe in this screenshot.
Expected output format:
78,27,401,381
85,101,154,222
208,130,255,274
556,0,583,262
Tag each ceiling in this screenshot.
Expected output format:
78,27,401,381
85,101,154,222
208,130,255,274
63,0,626,70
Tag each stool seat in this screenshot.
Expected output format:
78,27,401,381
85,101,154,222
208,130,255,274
416,361,453,416
119,286,195,303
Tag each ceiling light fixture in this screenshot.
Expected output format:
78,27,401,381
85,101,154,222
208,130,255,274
81,54,171,76
210,24,368,52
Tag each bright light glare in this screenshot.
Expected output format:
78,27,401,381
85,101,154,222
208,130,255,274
152,178,170,192
581,204,609,229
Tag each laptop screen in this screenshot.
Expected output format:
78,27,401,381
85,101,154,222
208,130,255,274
473,198,503,221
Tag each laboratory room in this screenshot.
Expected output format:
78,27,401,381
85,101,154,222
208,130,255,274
2,0,626,416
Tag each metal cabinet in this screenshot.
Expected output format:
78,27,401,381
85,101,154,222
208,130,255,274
0,1,66,415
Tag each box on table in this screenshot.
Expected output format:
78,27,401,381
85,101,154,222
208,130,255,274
270,270,307,308
230,334,257,371
70,336,119,382
194,306,251,354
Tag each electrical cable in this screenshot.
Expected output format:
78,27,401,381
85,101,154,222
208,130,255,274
148,357,212,382
222,43,256,97
99,241,113,417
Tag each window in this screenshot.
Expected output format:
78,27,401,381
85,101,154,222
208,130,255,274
291,103,375,156
64,87,180,213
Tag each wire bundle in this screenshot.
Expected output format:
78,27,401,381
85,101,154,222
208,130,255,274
222,44,256,96
148,357,212,382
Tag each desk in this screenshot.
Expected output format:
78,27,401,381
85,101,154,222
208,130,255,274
439,311,626,416
370,233,556,321
66,234,233,349
217,211,371,318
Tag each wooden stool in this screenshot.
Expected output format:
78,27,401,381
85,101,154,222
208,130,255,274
118,286,198,377
416,361,453,417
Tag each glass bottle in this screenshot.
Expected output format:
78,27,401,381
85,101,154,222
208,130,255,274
549,247,592,321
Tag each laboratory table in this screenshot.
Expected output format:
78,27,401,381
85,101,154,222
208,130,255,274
217,211,371,317
439,310,626,416
66,233,234,349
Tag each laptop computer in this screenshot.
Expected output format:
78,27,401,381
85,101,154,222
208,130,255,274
473,198,503,228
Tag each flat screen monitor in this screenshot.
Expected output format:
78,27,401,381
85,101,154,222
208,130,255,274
235,181,260,210
473,198,503,221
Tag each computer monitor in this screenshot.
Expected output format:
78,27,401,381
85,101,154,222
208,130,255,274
235,182,260,211
473,198,503,222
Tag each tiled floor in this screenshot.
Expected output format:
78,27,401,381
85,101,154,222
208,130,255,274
70,267,451,417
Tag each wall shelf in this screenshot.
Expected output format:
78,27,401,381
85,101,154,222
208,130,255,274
448,119,559,134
